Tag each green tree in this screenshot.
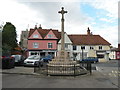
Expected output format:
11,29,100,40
2,22,18,55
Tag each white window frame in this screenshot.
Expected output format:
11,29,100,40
33,42,39,48
48,43,53,48
65,43,68,48
90,46,94,50
81,46,85,50
99,46,102,50
33,34,39,38
73,45,77,50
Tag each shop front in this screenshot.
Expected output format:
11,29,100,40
28,50,57,58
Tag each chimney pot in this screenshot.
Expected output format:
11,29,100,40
34,25,37,29
39,24,42,29
87,27,90,35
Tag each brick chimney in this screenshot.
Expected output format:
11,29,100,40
118,44,120,50
34,25,37,29
87,27,90,35
38,24,42,29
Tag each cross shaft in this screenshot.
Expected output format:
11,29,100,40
58,7,67,51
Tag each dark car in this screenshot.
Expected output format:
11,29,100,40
34,60,43,67
41,55,53,62
2,56,15,69
11,55,25,65
80,57,98,63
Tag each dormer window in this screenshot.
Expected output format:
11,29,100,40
48,34,53,38
33,34,39,38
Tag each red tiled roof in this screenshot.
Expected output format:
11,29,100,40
68,35,111,45
28,28,61,39
28,29,35,37
28,28,111,45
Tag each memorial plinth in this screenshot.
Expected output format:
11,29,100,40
47,7,87,76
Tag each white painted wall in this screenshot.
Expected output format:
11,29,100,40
109,51,116,59
72,45,110,61
58,33,72,44
58,33,72,51
57,33,111,61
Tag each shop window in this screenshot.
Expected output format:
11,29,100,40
31,52,39,55
97,54,104,58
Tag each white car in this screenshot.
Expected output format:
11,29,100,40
24,55,42,66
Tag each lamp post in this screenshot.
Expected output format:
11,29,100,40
81,46,85,66
81,46,85,60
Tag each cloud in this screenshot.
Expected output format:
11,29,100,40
1,0,118,47
17,1,94,35
0,0,45,39
89,0,118,18
99,18,115,23
92,25,118,47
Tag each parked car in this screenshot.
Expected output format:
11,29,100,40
2,56,15,69
24,55,43,67
41,55,53,62
80,57,98,63
11,55,25,65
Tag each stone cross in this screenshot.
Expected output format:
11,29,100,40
58,7,67,51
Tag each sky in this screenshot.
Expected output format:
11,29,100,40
0,0,119,47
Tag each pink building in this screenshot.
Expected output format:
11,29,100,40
27,28,61,58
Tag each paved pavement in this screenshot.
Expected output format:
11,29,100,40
1,66,36,75
93,60,119,88
2,71,118,88
1,60,119,88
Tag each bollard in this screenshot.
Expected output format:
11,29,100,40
89,62,92,75
86,61,92,75
46,64,48,76
88,62,92,75
74,64,75,77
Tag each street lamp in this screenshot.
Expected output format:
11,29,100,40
81,46,85,60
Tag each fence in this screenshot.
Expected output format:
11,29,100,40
34,61,92,76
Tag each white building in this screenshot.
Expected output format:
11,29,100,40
58,32,73,59
109,47,117,60
58,27,111,62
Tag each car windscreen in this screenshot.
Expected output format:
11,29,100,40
12,55,20,60
28,56,40,60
